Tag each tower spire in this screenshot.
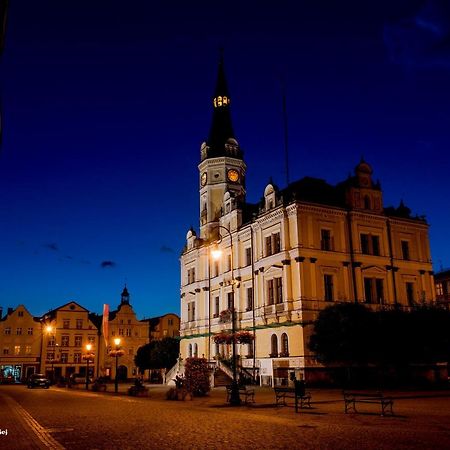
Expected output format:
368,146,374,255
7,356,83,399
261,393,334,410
120,285,130,305
203,52,242,161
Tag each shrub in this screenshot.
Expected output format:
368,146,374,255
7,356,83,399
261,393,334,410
184,357,210,397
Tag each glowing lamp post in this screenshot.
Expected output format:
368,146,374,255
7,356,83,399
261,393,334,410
45,325,55,383
85,343,93,390
113,338,121,394
211,225,241,406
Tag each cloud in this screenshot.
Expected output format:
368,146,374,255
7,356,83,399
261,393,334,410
100,260,117,268
43,243,59,251
383,0,450,69
160,245,175,253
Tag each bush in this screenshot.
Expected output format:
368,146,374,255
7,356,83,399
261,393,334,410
184,357,210,397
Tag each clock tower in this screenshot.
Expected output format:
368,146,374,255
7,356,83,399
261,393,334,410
198,56,246,240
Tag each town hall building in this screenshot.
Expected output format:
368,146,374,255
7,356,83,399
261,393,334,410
179,59,435,385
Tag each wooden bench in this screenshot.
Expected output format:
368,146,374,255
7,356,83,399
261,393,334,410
343,391,394,416
274,387,312,411
128,385,149,397
91,381,107,392
226,385,255,404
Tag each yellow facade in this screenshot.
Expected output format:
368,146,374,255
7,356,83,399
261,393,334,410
180,159,435,384
40,301,100,381
104,301,149,380
0,305,41,381
0,291,180,382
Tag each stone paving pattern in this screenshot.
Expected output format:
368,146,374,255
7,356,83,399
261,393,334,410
1,384,450,449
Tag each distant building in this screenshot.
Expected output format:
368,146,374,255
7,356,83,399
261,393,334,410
0,286,179,382
40,301,100,382
0,305,41,382
102,286,148,380
434,270,450,309
141,313,180,341
179,59,436,385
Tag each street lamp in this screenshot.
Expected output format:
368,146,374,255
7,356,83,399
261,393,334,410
85,343,93,390
113,338,121,394
211,225,241,406
45,325,55,383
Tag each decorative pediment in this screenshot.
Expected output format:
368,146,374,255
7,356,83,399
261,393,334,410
361,265,387,275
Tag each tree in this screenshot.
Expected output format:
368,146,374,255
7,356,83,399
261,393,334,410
309,302,374,365
135,338,180,374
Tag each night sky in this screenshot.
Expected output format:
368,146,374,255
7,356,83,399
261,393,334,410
1,0,449,318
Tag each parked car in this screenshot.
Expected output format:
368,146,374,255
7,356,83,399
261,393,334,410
69,373,93,384
27,373,50,389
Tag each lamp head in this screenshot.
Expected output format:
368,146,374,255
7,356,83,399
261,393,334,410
211,245,222,261
114,338,121,346
86,343,92,352
45,325,53,334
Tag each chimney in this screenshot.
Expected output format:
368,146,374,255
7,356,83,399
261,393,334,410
7,307,13,316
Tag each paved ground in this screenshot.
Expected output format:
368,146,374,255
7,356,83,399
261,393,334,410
1,383,450,449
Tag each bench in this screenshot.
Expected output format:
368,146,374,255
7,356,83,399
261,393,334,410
91,382,107,392
166,387,193,401
128,385,149,397
343,391,394,416
226,385,255,404
274,387,312,411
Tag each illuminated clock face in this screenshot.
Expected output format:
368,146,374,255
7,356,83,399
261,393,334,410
227,169,239,182
201,172,207,186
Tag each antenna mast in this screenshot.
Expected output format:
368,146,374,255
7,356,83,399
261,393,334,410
281,79,290,186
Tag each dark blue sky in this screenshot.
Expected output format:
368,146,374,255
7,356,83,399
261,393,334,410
1,0,449,318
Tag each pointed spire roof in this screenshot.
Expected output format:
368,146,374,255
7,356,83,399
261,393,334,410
120,284,130,305
202,53,243,161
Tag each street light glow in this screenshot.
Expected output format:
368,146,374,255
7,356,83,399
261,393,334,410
211,248,222,260
86,343,92,352
45,325,53,334
114,338,121,346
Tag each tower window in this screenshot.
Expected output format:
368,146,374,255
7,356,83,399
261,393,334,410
364,196,371,209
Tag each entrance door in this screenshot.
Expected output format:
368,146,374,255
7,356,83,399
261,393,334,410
117,365,128,381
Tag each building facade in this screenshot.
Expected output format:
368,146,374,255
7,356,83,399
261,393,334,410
102,287,149,380
142,313,180,341
434,269,450,309
40,301,100,381
0,287,180,382
179,60,435,385
0,305,41,382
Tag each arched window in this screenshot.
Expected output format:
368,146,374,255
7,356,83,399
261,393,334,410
215,343,220,357
364,195,371,210
194,343,198,358
281,333,289,357
270,334,278,357
188,344,192,358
